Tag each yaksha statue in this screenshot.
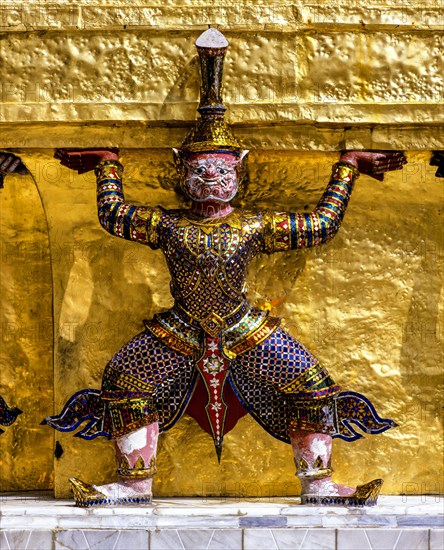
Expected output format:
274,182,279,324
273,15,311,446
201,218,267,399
44,29,406,507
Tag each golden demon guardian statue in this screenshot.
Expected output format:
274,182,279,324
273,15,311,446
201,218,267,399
41,29,407,507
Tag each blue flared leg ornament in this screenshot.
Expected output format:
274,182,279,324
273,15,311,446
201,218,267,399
41,389,109,440
333,391,398,442
0,395,23,434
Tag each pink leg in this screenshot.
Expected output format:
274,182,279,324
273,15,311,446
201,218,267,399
93,422,159,501
290,428,355,498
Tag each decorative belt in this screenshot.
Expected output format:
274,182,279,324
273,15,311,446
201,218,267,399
173,301,250,333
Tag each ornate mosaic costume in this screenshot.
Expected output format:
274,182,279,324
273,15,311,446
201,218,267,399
45,159,395,458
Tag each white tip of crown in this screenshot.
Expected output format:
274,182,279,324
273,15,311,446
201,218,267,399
195,28,229,49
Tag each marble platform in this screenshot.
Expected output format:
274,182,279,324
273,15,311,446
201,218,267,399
0,493,442,550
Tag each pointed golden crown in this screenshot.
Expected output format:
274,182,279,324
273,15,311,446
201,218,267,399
180,28,242,154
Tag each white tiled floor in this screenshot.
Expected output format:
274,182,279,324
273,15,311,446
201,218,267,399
0,494,442,549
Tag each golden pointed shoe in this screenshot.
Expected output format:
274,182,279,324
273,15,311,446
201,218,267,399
68,478,152,508
301,479,384,507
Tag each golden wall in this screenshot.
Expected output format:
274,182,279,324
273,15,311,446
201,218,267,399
0,170,53,491
0,1,442,497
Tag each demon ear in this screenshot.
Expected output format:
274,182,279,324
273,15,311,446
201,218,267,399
233,149,249,169
239,149,249,162
172,148,182,166
172,149,189,176
172,148,193,171
233,149,249,167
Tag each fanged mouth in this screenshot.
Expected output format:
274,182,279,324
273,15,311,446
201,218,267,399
194,178,221,186
189,194,232,202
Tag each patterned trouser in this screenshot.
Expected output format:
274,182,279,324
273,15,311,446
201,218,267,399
101,327,340,441
45,327,395,443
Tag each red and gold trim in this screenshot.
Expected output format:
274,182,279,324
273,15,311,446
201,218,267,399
288,399,337,434
144,319,198,357
101,392,159,439
228,316,281,356
263,161,359,253
280,362,341,401
144,318,200,356
102,367,156,394
145,305,280,360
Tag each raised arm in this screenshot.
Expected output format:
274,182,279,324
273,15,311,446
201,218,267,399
263,151,406,253
54,149,161,249
94,159,162,248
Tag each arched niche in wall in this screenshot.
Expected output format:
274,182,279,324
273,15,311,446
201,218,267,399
0,154,54,491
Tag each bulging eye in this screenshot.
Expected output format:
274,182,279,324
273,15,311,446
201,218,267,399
194,166,206,174
217,168,227,175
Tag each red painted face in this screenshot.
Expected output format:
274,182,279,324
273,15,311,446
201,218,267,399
182,152,240,203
